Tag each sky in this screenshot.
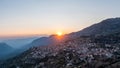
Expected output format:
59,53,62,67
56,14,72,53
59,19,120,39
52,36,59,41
0,0,120,37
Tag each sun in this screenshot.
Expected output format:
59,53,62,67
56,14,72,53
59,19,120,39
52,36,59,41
56,32,63,36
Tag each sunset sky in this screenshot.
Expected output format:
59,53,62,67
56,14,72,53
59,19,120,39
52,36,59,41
0,0,120,37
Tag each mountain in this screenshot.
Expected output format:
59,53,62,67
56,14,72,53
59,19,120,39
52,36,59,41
69,18,120,37
24,35,61,49
4,17,119,60
0,35,60,60
1,17,120,68
0,42,14,59
25,18,120,48
1,32,120,68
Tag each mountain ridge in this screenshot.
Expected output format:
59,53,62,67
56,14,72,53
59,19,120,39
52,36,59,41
68,17,120,37
26,17,120,48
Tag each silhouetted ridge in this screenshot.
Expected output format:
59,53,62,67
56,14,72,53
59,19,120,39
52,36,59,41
69,18,120,37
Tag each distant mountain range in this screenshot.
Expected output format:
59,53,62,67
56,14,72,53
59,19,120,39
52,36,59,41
0,37,39,60
0,36,39,48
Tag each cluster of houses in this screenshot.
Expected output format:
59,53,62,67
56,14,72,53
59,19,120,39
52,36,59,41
1,36,120,68
17,37,120,68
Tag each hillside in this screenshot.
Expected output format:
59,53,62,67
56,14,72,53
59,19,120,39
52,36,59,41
68,18,120,37
1,32,120,68
25,18,120,48
24,35,62,49
0,43,14,59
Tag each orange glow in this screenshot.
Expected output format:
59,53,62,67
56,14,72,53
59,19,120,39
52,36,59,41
55,31,64,41
56,32,63,36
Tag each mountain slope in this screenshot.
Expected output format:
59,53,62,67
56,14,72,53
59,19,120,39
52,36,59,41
69,18,120,37
1,32,120,68
26,18,120,48
24,35,61,49
0,42,14,59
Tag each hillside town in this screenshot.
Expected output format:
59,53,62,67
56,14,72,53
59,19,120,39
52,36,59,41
1,33,120,68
